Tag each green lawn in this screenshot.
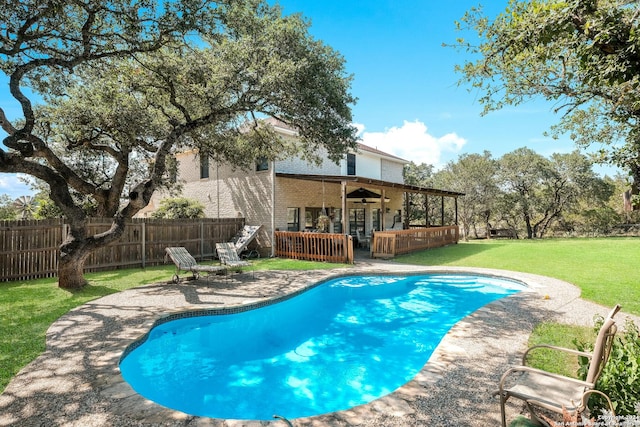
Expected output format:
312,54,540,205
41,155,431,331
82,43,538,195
0,258,349,393
395,237,640,376
1,238,638,394
396,237,640,315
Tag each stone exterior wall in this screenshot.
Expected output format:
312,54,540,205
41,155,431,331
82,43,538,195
140,141,410,255
381,158,404,183
176,157,274,253
274,148,342,175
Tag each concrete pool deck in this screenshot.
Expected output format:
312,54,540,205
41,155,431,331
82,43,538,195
0,261,632,427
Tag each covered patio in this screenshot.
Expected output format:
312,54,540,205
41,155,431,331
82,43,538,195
274,173,464,260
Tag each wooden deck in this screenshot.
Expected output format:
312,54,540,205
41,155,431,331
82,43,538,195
370,226,459,258
274,227,458,262
274,231,354,264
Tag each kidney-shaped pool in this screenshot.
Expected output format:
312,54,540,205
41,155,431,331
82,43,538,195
119,273,525,420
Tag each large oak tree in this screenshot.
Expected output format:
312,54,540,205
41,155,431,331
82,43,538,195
0,0,358,288
456,0,640,203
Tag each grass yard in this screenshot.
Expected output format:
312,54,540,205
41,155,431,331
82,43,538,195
396,237,640,315
0,258,349,393
395,237,640,376
1,237,638,394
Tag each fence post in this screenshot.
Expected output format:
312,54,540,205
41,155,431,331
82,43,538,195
141,221,146,268
200,219,204,258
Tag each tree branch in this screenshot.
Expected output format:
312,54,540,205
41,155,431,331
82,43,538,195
0,108,17,136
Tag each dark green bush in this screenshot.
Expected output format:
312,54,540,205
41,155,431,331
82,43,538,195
575,316,640,416
151,197,205,219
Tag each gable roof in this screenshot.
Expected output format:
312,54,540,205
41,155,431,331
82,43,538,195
357,143,407,163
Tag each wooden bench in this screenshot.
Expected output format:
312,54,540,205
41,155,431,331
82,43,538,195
489,228,516,239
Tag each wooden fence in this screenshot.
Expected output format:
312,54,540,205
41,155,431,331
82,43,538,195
370,226,459,259
0,217,244,282
274,231,354,264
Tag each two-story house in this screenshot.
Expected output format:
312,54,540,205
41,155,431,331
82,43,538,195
142,119,463,255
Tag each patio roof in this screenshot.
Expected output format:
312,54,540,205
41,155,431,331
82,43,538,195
276,173,465,198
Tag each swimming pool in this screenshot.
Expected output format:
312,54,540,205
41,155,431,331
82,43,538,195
119,273,524,420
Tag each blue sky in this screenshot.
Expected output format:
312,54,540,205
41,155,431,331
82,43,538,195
0,1,618,199
275,0,619,173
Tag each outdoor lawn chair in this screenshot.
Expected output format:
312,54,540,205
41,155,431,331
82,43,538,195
496,304,621,427
165,247,225,283
356,229,370,249
229,225,262,258
216,242,253,276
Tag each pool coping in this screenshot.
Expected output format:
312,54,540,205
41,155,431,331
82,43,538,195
0,263,629,427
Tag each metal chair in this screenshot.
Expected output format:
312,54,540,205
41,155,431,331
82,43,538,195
496,305,621,426
164,247,225,283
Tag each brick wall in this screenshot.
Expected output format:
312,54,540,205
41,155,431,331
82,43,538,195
142,146,409,253
381,158,404,183
274,149,342,175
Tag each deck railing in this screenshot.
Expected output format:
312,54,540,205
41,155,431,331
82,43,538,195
370,225,459,258
274,231,354,264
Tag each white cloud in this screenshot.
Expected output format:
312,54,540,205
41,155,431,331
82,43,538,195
355,120,466,167
0,173,36,199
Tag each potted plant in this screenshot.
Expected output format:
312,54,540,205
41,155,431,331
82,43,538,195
316,215,331,232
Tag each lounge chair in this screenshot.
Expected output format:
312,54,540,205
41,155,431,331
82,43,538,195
216,242,252,274
229,225,262,257
165,247,225,283
496,304,621,426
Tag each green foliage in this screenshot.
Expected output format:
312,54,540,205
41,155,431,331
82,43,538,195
403,162,435,224
575,317,640,416
455,0,640,195
429,147,616,239
33,194,63,219
435,151,499,240
151,197,205,219
0,195,17,219
1,0,358,287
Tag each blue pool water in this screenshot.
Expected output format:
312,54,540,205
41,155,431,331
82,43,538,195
120,274,524,420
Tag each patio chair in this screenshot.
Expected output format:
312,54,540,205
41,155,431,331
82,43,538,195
496,304,621,427
229,225,262,258
165,247,225,283
356,229,370,249
216,242,253,275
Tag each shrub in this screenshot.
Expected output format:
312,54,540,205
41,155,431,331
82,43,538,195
151,197,205,219
575,316,640,416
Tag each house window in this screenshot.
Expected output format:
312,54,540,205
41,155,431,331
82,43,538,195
372,208,381,231
304,207,323,230
200,156,209,179
256,156,269,171
349,208,365,235
333,208,342,233
347,153,356,175
287,208,300,231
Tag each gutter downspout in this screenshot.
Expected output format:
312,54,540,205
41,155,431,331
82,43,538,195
271,160,276,258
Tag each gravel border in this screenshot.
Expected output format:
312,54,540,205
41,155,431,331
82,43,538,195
0,262,632,427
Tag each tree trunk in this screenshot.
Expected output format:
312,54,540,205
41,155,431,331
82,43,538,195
631,163,640,210
58,226,92,289
58,253,89,289
524,213,533,239
56,216,128,289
